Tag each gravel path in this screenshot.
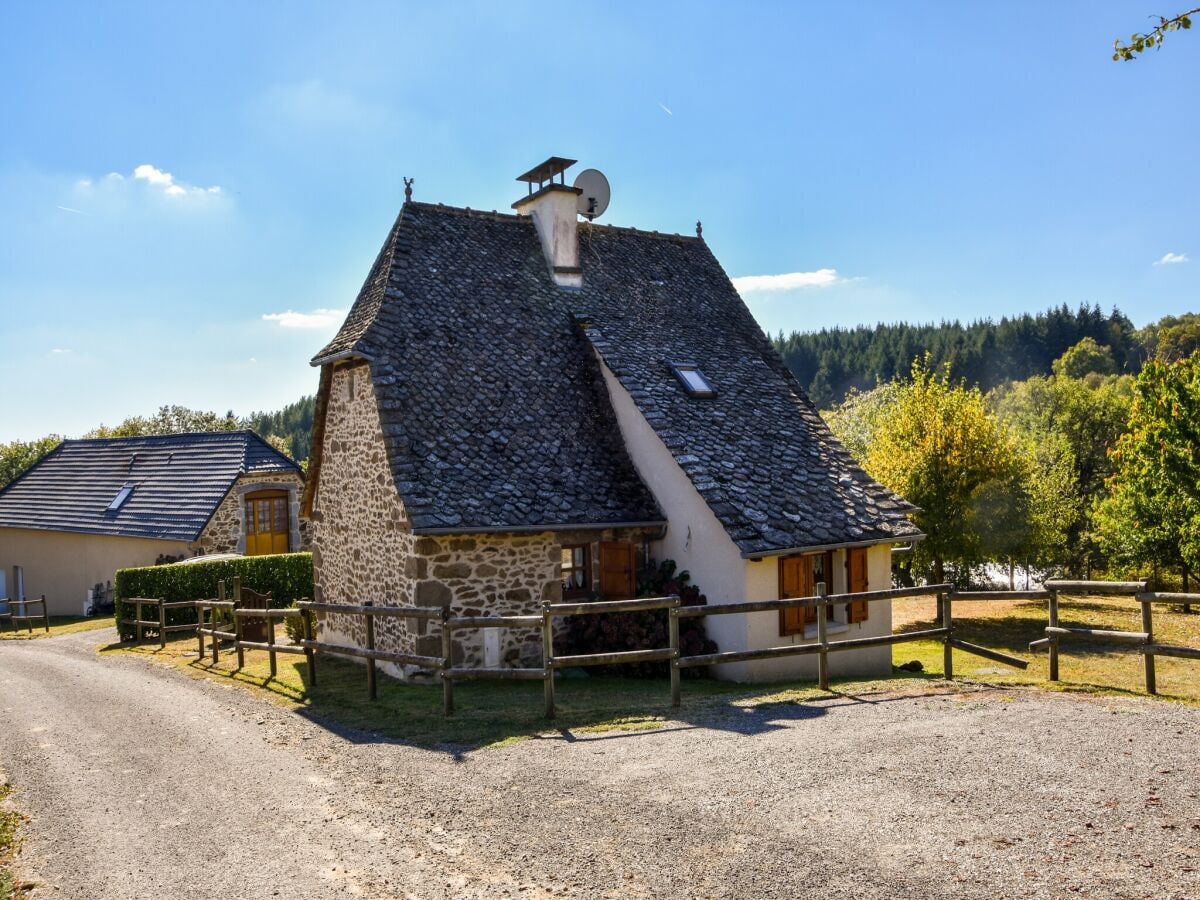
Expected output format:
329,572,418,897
1,629,1198,899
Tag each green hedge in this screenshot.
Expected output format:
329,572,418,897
114,552,313,640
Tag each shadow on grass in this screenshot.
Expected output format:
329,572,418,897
108,639,982,759
896,602,1157,661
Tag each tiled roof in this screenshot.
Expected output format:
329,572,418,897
315,202,920,552
0,431,299,542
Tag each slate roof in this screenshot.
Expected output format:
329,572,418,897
315,201,921,554
0,431,299,542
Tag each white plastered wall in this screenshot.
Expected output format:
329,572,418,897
595,354,895,682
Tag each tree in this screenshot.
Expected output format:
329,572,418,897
0,436,62,490
1113,8,1197,60
86,405,242,438
856,358,1057,584
1096,354,1200,587
1052,337,1116,379
990,371,1134,574
823,382,900,459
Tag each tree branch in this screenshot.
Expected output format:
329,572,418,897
1114,8,1199,60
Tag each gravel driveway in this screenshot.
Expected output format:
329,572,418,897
1,629,1197,899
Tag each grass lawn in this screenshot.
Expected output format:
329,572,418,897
103,592,1200,750
0,781,24,900
891,592,1200,703
103,637,947,751
0,616,113,642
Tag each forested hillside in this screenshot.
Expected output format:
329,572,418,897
775,304,1144,407
246,396,316,462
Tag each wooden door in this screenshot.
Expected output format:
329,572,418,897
245,491,290,556
598,541,636,600
779,555,815,636
846,547,870,623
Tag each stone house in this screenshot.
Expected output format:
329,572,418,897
0,431,305,616
304,157,922,681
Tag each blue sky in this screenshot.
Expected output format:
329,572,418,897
2,1,1197,441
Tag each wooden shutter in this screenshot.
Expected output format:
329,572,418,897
779,556,815,636
598,541,636,600
847,547,869,623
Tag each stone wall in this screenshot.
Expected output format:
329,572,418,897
310,359,664,678
409,532,560,668
309,361,419,665
191,470,307,556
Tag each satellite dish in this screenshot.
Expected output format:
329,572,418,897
573,168,611,220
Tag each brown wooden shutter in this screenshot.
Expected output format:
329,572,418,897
847,547,870,623
779,556,815,635
598,541,636,600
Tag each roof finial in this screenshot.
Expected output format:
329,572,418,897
403,177,414,201
695,219,703,238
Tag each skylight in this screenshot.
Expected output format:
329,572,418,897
107,484,134,512
670,362,716,398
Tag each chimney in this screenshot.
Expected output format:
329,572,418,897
512,156,582,289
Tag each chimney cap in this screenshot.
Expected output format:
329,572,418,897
516,156,577,185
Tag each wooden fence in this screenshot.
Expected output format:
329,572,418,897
0,595,50,634
1025,579,1200,695
118,577,1198,716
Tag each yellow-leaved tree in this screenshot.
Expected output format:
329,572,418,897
861,358,1071,584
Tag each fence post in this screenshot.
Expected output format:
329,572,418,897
441,607,454,716
266,606,278,679
941,591,953,680
1141,598,1156,695
136,599,144,644
40,595,49,633
668,599,681,708
542,603,556,719
1047,588,1060,682
364,601,376,701
816,582,829,691
196,601,205,658
158,598,166,650
213,581,224,665
302,608,317,687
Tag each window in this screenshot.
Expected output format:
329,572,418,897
107,484,134,512
561,545,591,597
779,551,833,636
669,362,716,398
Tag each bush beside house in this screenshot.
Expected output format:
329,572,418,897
114,552,313,640
562,559,717,677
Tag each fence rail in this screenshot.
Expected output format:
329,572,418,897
118,577,1197,716
0,595,50,634
1031,580,1200,695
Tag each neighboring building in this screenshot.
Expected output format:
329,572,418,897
0,431,305,616
304,157,922,681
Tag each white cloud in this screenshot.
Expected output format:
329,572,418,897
1153,252,1189,266
261,309,347,329
132,163,222,198
731,269,847,293
51,347,72,354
